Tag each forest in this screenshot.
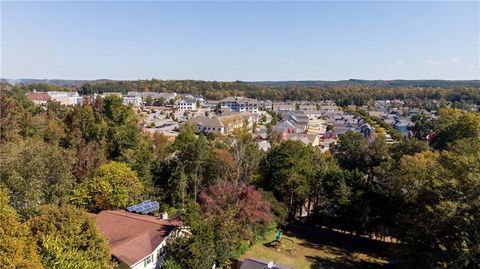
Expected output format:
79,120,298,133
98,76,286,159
0,84,479,269
2,79,480,106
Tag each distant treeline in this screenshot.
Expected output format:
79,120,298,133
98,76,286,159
2,79,480,104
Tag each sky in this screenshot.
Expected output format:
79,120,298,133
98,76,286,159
1,1,479,81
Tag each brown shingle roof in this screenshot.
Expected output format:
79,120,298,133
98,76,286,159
27,92,51,102
93,210,182,266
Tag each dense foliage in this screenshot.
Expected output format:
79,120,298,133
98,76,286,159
28,205,112,269
0,187,44,269
1,84,479,268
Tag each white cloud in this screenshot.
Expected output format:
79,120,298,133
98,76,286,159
449,57,460,63
469,64,476,68
427,59,442,65
396,61,403,65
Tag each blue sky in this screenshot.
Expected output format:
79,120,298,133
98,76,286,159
1,1,479,81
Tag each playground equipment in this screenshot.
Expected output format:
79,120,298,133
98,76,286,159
268,230,296,254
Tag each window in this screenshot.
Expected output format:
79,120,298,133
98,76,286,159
144,255,153,267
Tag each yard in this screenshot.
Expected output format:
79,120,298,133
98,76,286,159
240,226,394,269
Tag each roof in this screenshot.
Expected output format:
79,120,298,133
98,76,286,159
27,92,51,102
222,96,259,105
189,116,224,128
240,258,293,269
93,210,182,266
286,133,319,145
180,97,196,103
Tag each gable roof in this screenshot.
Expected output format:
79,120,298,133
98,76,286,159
93,210,182,266
189,116,224,128
27,92,51,102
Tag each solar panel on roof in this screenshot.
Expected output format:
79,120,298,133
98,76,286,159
126,200,160,214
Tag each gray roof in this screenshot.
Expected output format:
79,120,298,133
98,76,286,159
222,96,259,105
189,116,224,128
240,259,293,269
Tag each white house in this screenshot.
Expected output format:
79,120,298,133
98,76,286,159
47,91,83,105
178,97,197,111
221,96,259,113
93,210,184,269
123,96,142,107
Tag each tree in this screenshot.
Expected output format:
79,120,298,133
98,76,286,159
165,202,216,269
199,181,273,230
0,138,75,215
207,148,237,183
0,187,44,269
389,138,429,161
101,96,141,159
71,161,144,211
230,128,262,183
260,140,314,218
167,127,211,201
145,96,154,106
73,140,107,182
431,109,480,150
28,204,112,269
331,132,389,178
391,139,480,268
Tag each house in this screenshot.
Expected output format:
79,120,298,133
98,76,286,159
187,113,249,135
178,97,197,111
92,210,183,269
222,96,259,113
394,118,413,134
275,120,303,136
101,92,124,97
47,91,83,105
123,96,142,107
188,116,225,134
257,140,271,152
27,91,51,104
239,258,292,269
275,111,309,134
285,133,320,147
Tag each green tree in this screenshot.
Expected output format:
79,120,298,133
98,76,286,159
431,109,480,150
389,138,429,161
0,187,44,269
391,136,480,268
260,140,314,219
165,202,216,269
0,139,75,215
145,95,154,106
71,161,143,211
28,204,112,269
101,96,141,159
331,132,389,178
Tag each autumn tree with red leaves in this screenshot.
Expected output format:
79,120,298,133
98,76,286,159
199,181,274,265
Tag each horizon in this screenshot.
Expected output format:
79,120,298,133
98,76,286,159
2,1,479,81
2,77,480,83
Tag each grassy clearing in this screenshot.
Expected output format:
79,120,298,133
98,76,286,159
240,226,393,269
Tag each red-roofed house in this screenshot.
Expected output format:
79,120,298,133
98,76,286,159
92,210,184,269
27,92,51,104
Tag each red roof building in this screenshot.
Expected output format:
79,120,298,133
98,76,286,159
92,210,183,269
27,92,51,104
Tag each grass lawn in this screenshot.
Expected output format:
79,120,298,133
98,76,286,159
240,226,393,269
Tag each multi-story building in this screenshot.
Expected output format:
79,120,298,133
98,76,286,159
221,96,259,113
178,97,197,111
123,96,142,107
187,112,254,135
